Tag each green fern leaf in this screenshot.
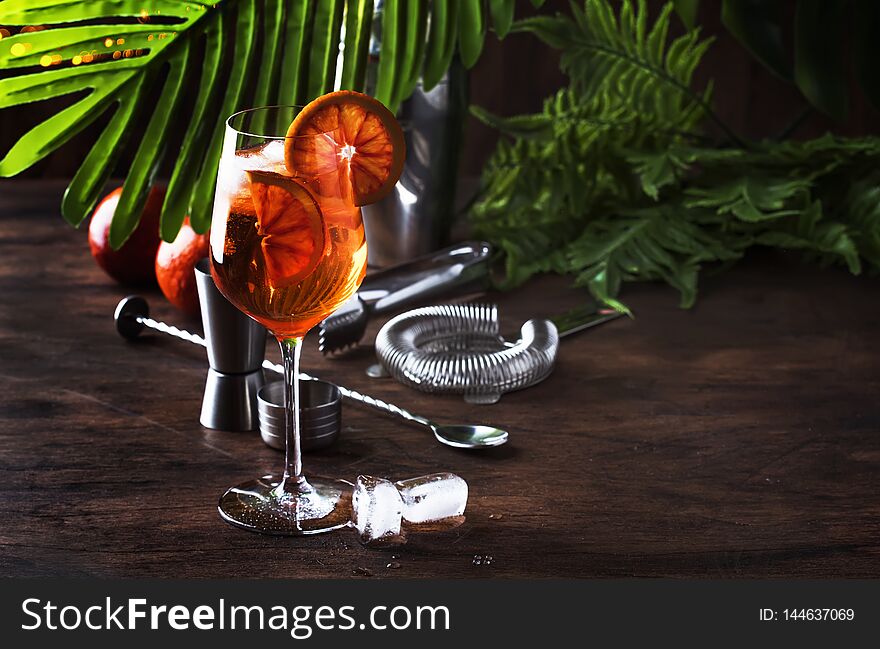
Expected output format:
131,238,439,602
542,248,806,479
472,0,880,309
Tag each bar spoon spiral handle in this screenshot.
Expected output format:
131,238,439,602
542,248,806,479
115,296,434,431
142,315,207,347
114,296,207,347
258,358,433,429
115,296,508,449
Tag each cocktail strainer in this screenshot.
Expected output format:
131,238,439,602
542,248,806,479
374,304,560,404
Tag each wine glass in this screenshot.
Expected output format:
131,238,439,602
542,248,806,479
209,105,367,535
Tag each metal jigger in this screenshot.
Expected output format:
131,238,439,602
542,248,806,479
193,258,267,431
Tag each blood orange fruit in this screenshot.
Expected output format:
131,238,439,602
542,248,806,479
284,90,405,207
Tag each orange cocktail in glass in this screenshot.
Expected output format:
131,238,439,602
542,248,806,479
210,96,404,535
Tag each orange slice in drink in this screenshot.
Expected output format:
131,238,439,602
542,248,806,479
284,90,405,206
247,170,327,288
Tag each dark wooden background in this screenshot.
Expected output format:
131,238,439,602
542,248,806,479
2,181,879,578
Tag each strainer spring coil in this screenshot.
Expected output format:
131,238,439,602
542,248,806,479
374,304,559,404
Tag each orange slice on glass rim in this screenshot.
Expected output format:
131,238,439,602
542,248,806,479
284,90,405,206
247,170,327,288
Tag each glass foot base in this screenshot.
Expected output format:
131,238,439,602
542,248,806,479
218,474,353,535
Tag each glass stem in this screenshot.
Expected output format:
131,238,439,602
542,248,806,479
279,336,304,486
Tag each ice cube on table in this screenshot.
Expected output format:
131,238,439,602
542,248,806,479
352,475,405,546
394,473,468,524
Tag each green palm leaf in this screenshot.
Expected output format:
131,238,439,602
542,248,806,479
422,0,459,92
1,0,220,245
339,0,374,91
721,0,791,82
458,0,486,69
248,0,285,136
373,0,403,108
305,0,344,99
794,0,848,122
489,0,516,39
0,0,502,247
157,4,229,243
101,41,192,239
392,0,428,109
187,0,258,236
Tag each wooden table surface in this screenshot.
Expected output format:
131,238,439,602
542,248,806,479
2,180,879,579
